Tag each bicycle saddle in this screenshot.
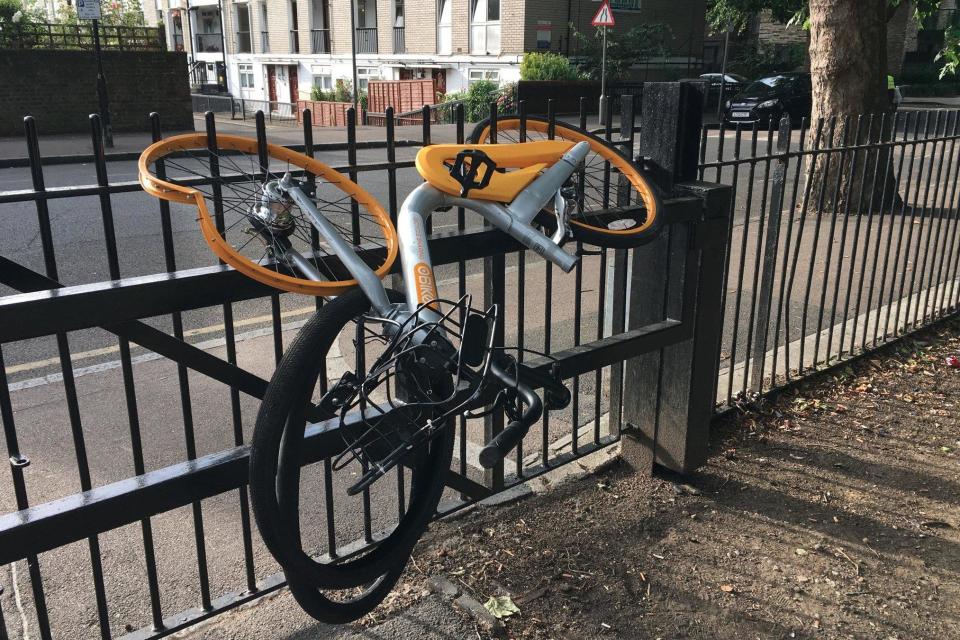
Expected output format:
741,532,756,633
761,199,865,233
415,140,575,203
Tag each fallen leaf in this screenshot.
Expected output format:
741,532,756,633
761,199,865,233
484,595,521,619
795,548,809,556
720,584,735,593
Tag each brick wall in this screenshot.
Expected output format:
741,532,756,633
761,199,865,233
755,11,807,47
451,0,469,54
0,50,192,136
377,0,393,53
500,0,524,54
405,0,437,55
527,0,706,57
329,0,352,55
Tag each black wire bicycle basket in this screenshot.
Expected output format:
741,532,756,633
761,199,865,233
332,294,500,495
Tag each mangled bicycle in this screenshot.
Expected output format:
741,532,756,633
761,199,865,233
139,115,661,622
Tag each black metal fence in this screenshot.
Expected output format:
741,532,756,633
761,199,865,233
0,22,165,51
703,110,960,405
0,93,728,639
191,94,299,125
5,83,960,638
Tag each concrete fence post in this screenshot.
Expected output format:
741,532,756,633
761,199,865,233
620,82,732,475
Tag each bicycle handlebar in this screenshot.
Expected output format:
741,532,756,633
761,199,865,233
478,360,544,469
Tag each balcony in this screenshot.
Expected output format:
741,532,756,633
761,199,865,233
195,32,222,53
311,28,330,53
235,30,251,53
260,30,270,52
393,26,404,53
355,27,377,53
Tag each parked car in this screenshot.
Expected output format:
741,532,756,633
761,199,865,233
723,72,812,126
699,73,747,94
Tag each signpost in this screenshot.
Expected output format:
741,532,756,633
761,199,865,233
78,0,113,148
591,1,615,125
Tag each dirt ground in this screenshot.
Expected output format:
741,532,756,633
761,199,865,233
385,320,960,639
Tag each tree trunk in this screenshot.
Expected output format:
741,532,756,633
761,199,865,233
806,0,899,214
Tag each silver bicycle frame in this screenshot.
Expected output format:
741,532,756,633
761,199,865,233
281,140,590,318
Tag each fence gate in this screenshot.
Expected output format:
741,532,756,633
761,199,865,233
0,89,730,639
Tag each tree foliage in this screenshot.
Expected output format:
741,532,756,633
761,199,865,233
572,24,672,80
707,0,957,77
519,52,585,81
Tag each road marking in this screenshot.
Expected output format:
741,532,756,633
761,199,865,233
6,305,320,375
10,562,31,640
7,318,312,392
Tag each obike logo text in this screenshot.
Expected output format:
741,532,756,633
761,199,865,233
413,262,440,310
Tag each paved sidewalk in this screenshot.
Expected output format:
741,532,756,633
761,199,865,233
174,591,476,640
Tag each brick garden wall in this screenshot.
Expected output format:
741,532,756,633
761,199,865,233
0,49,192,136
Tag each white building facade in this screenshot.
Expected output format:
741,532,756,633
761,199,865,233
147,0,525,103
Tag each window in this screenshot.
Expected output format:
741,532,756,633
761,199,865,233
239,63,255,88
260,2,269,52
469,0,500,55
357,67,379,91
437,0,452,55
312,74,332,91
234,3,251,53
290,0,300,53
468,68,499,85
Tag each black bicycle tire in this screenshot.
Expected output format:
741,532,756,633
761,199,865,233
284,564,406,624
250,288,454,590
468,115,663,249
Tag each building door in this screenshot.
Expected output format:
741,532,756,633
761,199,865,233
267,65,277,102
288,65,299,102
432,69,446,97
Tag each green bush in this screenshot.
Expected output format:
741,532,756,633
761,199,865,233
310,85,334,102
334,79,352,103
520,52,584,81
464,80,502,121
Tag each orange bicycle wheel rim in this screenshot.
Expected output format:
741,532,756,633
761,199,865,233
139,134,398,297
472,118,659,238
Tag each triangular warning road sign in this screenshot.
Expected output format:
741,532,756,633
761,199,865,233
591,1,615,27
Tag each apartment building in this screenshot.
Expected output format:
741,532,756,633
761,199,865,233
143,0,706,105
143,0,229,92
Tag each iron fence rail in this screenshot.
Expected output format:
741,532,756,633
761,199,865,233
701,109,960,405
0,22,165,51
4,94,960,639
0,97,713,640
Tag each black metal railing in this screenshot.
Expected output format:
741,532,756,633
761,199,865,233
235,30,252,53
0,95,730,639
194,32,223,53
355,26,377,53
394,26,405,53
191,93,299,126
260,30,270,52
311,27,330,53
699,110,960,405
0,21,165,50
5,92,960,640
